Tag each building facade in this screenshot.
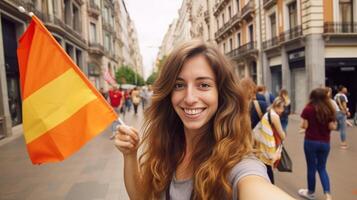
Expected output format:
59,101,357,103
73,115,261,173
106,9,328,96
159,0,357,115
0,0,143,139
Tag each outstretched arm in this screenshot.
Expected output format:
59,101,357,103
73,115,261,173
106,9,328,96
238,175,296,200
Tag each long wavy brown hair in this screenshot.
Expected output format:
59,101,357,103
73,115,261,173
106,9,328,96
138,40,252,199
308,88,336,124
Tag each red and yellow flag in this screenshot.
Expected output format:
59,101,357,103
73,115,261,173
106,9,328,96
17,16,117,164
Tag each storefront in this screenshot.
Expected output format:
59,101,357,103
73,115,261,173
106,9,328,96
326,58,357,116
289,48,307,114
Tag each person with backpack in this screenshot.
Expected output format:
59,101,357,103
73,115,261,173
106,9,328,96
334,85,350,149
298,88,336,200
253,97,286,184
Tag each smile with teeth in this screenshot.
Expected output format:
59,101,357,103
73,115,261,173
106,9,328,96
183,108,205,115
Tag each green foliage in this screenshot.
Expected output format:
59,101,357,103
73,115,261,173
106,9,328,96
157,55,167,71
115,65,145,86
146,72,158,85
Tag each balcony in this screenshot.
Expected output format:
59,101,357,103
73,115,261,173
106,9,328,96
262,25,302,49
227,41,257,60
102,22,115,33
324,22,357,34
241,0,254,20
214,12,241,40
280,25,303,41
213,0,229,16
87,0,101,18
88,42,104,56
262,35,282,49
263,0,277,9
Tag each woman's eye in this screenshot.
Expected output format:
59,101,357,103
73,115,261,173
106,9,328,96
174,83,184,89
200,83,211,88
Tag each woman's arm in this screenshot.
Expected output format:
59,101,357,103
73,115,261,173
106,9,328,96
328,121,337,130
238,175,296,200
272,114,286,140
114,126,143,200
300,119,308,129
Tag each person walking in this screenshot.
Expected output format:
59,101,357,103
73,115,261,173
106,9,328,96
254,97,286,184
279,89,291,133
334,85,350,149
298,88,336,200
131,87,141,115
113,40,294,200
108,86,124,139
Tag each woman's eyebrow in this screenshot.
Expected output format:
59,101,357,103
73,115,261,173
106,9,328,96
196,77,215,81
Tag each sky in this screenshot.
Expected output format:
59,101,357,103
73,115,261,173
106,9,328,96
124,0,182,79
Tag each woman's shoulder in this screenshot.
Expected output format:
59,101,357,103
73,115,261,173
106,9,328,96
229,156,270,199
229,156,270,185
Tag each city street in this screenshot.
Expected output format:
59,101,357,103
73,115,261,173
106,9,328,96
0,106,356,200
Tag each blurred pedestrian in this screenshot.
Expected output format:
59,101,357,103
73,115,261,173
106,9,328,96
239,78,267,128
113,40,294,199
254,97,286,184
334,85,350,149
257,85,275,107
279,89,291,133
99,87,108,100
298,88,336,200
131,87,141,115
108,85,124,139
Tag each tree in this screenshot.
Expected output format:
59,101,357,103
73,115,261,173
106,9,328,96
115,65,145,86
146,72,158,85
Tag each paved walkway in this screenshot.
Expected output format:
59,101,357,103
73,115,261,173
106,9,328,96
0,107,356,200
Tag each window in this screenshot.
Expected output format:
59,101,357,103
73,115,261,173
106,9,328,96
248,24,254,42
288,2,297,29
236,0,240,12
223,42,226,53
339,0,353,32
222,13,225,24
104,32,110,51
103,6,109,23
94,0,101,7
52,0,57,15
228,6,232,18
72,4,81,32
229,38,233,51
90,23,97,43
237,33,241,47
270,13,276,38
75,49,82,69
217,19,220,28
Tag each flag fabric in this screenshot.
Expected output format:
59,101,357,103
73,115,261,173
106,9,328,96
17,16,117,164
103,70,116,85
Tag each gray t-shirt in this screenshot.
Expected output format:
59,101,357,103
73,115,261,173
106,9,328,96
162,156,270,200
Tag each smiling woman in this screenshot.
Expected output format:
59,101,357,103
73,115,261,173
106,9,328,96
114,40,295,200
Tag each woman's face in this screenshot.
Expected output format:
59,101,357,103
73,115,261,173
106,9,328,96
171,55,218,133
274,104,285,115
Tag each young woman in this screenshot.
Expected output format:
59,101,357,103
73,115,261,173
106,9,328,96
298,88,336,200
254,97,286,184
114,40,294,200
278,89,291,133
